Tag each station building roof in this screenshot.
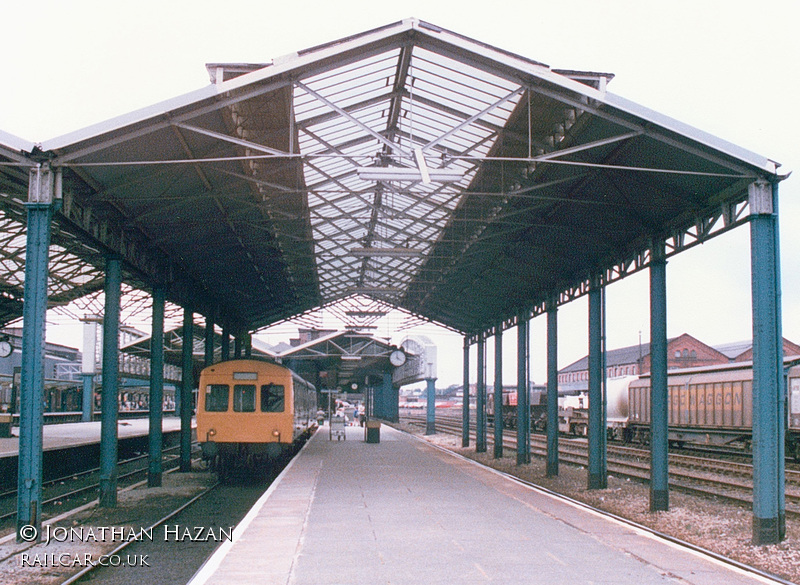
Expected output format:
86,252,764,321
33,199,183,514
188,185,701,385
0,18,784,339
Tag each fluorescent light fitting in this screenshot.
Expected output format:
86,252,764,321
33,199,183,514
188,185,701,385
414,148,431,184
340,355,362,361
350,287,402,295
357,167,463,183
350,247,424,257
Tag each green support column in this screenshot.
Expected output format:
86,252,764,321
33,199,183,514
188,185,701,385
546,300,559,477
234,336,243,359
517,315,530,465
425,377,436,435
99,255,121,507
180,308,194,472
493,326,504,459
476,334,487,453
148,285,165,487
204,315,214,367
587,283,607,490
221,329,230,361
383,373,398,422
462,338,470,448
80,316,99,423
650,241,669,512
16,165,56,541
650,241,669,511
749,180,784,544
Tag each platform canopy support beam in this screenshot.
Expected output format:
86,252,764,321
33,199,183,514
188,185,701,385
517,314,530,465
180,307,194,472
16,164,57,541
148,284,166,488
750,180,785,545
99,254,121,507
649,240,669,511
587,282,607,490
425,377,436,435
462,337,470,448
546,300,559,477
493,325,504,459
476,334,487,453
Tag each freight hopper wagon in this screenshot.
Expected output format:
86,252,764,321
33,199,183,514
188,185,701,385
197,359,317,478
628,360,800,460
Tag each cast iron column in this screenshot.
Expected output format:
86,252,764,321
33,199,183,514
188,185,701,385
517,315,530,465
493,326,504,459
462,337,470,447
16,165,56,541
148,285,165,487
180,308,194,472
99,255,121,507
476,333,487,453
80,316,99,422
750,180,784,544
587,282,607,489
546,300,559,477
425,377,436,435
650,241,669,511
204,315,214,367
221,329,230,361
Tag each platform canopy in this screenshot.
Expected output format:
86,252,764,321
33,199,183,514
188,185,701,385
0,19,782,337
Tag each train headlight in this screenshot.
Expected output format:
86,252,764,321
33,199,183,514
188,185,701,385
206,429,216,440
272,429,281,440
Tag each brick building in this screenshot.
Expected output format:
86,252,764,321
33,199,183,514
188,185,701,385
558,333,800,393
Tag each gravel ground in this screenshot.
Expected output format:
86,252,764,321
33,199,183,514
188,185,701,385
393,422,800,585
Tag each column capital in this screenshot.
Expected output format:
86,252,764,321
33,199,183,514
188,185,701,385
749,180,773,215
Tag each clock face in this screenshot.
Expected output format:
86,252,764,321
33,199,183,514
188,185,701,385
350,383,358,390
389,350,406,367
0,340,12,358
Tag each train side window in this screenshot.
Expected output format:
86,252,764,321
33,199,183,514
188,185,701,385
261,384,285,412
233,384,256,412
206,385,229,412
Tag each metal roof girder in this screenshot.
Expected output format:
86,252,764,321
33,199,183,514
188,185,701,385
422,86,525,152
173,122,293,157
295,80,414,158
527,83,760,177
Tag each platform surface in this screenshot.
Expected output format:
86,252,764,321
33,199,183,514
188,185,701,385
190,424,776,585
0,417,185,458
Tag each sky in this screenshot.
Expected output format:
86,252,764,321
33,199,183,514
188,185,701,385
1,0,798,387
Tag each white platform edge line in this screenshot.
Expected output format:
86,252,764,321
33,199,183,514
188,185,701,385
402,429,785,585
185,430,319,585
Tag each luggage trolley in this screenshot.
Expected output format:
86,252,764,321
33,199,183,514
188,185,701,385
330,415,347,441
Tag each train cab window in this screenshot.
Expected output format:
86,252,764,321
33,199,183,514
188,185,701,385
233,384,256,412
205,385,229,412
261,384,285,412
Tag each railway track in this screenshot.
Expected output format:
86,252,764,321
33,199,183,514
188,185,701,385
402,413,800,516
0,444,198,529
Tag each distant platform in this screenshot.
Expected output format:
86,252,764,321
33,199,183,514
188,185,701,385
189,424,773,585
0,417,186,459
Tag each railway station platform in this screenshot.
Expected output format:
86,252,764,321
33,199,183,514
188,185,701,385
189,424,774,585
0,417,185,459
